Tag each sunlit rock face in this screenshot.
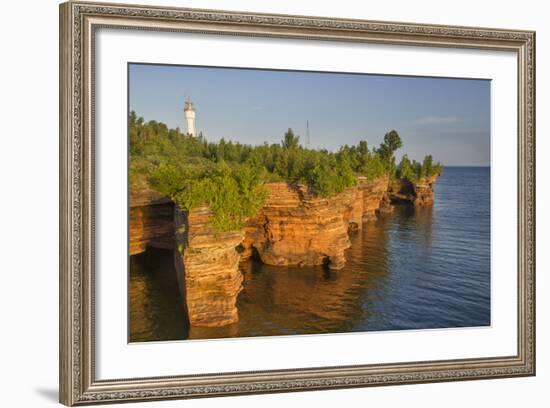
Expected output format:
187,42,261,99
357,175,390,222
173,207,244,327
241,183,357,271
129,187,174,256
412,175,438,206
389,175,439,206
347,186,364,232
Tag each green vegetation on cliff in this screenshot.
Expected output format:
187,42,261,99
129,112,442,231
396,154,443,183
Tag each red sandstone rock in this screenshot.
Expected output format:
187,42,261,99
413,175,438,206
358,176,390,222
348,187,364,232
173,207,244,327
389,175,438,206
240,178,396,270
242,183,357,270
378,192,394,214
129,187,174,255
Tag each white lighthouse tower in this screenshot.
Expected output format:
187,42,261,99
184,97,196,137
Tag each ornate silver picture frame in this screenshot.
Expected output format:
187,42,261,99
59,1,535,405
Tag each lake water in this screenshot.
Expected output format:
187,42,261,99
129,167,491,342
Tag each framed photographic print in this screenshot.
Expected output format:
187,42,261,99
59,1,536,405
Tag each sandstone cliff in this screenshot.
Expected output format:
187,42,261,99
412,175,438,206
241,183,358,270
130,173,438,328
173,207,244,327
389,175,438,206
129,187,174,255
357,175,390,223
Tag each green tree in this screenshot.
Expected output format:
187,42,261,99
281,128,300,149
376,130,403,175
397,154,417,182
420,154,442,177
422,154,433,175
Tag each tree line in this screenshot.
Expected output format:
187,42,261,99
129,112,442,231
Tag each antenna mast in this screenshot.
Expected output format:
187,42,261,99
306,120,310,148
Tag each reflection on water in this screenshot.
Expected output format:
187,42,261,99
129,250,188,342
129,167,490,342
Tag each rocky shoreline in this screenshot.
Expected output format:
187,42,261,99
130,174,439,327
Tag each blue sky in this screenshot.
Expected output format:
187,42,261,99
129,63,490,166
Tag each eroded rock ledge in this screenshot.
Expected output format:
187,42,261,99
129,187,174,256
388,175,438,206
240,176,393,270
172,207,244,327
130,174,438,327
241,182,355,270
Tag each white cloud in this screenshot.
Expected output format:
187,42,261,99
414,116,460,125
